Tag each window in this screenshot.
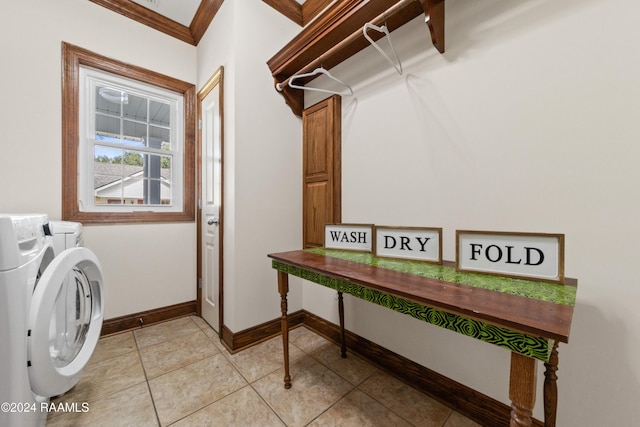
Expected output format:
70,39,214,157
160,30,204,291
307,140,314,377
80,68,183,211
62,42,195,223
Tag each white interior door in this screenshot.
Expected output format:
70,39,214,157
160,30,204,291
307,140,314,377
200,82,221,332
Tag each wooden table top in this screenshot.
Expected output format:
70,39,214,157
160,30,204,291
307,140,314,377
269,249,577,344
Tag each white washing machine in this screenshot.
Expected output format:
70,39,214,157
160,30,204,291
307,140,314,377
49,220,83,255
0,214,104,427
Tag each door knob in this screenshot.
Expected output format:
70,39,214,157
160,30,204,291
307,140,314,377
207,218,219,225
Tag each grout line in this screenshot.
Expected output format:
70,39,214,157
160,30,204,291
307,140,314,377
138,331,222,380
86,331,138,367
84,319,469,427
441,409,454,427
159,386,250,426
143,318,251,425
129,343,162,426
247,382,289,427
303,386,356,426
143,375,162,427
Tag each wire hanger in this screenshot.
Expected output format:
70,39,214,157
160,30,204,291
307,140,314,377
363,22,403,75
287,66,353,96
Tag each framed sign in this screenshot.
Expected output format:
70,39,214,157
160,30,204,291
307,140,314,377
324,223,374,252
375,226,442,264
456,230,565,283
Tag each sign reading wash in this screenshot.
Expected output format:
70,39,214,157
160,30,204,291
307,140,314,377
456,231,565,284
325,224,374,252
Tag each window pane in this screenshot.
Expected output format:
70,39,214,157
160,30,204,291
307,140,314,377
96,86,123,116
161,156,172,181
95,146,123,205
121,151,143,167
160,181,172,205
94,174,123,205
122,120,147,146
95,114,120,138
123,177,145,205
150,100,170,127
94,146,122,166
149,126,170,150
160,156,172,205
94,147,149,205
142,153,160,205
123,94,147,122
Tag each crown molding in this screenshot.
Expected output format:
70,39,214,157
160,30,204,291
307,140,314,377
89,0,224,46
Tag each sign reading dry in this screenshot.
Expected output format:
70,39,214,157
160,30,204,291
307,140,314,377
375,226,442,264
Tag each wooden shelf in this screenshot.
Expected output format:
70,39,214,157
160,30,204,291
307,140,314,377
267,0,445,116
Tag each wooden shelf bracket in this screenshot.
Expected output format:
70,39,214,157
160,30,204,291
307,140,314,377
422,0,445,54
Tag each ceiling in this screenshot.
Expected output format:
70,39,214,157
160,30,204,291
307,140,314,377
130,0,203,27
90,0,324,45
129,0,308,26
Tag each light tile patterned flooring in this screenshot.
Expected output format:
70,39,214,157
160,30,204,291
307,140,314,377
46,316,481,427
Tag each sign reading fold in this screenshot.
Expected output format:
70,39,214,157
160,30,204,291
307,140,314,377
456,230,565,284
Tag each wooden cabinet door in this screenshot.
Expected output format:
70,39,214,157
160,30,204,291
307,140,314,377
302,95,342,248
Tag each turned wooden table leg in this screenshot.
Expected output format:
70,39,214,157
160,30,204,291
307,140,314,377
543,342,559,427
278,271,291,389
509,352,537,427
338,291,347,358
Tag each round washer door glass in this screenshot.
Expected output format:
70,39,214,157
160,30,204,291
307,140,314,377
50,264,94,366
28,247,104,397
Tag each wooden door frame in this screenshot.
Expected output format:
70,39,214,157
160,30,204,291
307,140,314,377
196,66,225,333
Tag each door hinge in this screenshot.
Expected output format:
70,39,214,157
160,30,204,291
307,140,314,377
198,199,202,209
198,119,202,130
198,278,202,289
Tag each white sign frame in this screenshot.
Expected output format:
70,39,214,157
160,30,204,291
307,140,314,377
324,223,374,252
375,226,442,264
456,230,565,284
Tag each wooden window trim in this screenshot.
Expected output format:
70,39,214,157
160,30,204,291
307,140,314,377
61,42,196,224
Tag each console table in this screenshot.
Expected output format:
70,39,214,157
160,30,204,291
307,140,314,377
268,248,577,427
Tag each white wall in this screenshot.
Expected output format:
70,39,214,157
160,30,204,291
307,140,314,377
0,0,301,325
197,1,303,332
0,0,197,318
4,0,638,424
301,0,640,425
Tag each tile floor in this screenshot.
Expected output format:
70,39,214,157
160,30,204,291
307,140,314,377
46,316,481,427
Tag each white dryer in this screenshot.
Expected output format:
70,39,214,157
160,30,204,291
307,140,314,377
0,214,104,427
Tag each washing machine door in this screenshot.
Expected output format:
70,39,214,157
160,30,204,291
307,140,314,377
27,247,104,397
